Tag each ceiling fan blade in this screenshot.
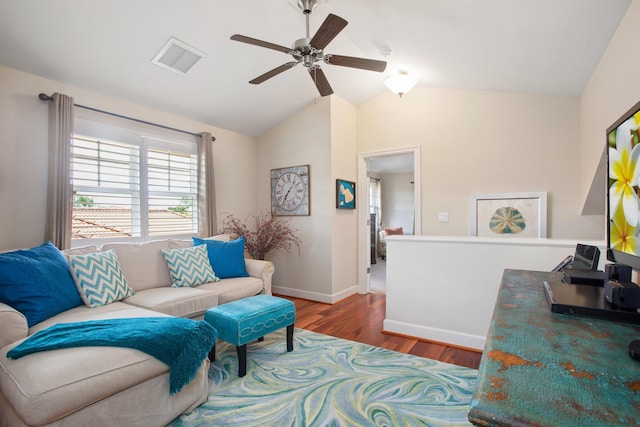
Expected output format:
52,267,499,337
310,14,348,50
309,67,333,97
324,54,387,72
249,62,299,84
230,34,291,54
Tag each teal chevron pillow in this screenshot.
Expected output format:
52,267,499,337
68,250,135,307
162,244,220,288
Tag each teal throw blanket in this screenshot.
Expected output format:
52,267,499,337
7,317,217,394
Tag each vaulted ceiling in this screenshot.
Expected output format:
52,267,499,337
0,0,632,137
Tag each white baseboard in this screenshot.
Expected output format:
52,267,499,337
383,319,486,351
272,285,358,304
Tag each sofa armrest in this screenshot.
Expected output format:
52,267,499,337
244,259,275,296
0,302,28,348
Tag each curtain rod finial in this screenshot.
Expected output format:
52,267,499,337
38,93,53,101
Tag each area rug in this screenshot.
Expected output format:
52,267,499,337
170,329,477,426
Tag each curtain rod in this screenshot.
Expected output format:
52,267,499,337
38,93,215,141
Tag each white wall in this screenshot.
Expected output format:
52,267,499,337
0,65,258,251
380,172,414,234
385,236,605,350
580,0,640,215
357,88,604,241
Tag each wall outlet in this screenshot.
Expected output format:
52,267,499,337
438,212,449,223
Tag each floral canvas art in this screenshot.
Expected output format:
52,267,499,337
608,106,640,256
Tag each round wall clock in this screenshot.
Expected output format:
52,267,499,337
271,165,310,216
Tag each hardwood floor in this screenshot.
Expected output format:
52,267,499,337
276,292,482,370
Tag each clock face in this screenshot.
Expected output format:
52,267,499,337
271,165,310,216
275,172,305,210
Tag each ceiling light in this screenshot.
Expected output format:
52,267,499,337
384,70,417,98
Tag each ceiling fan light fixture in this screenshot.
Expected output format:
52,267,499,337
385,70,417,98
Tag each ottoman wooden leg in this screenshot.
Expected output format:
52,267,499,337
237,344,247,377
286,324,294,352
208,344,216,362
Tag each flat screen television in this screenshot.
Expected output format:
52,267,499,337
606,100,640,275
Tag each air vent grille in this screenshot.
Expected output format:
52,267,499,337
152,37,206,75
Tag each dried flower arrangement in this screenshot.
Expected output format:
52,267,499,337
220,211,302,260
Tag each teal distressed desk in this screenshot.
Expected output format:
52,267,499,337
469,269,640,426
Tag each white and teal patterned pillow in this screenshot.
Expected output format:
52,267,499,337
68,249,135,307
162,244,220,288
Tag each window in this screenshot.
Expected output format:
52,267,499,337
71,111,199,243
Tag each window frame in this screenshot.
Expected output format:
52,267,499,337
70,111,200,247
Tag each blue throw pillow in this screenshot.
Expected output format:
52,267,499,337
0,242,83,327
192,236,249,279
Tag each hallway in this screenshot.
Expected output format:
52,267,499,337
370,257,386,294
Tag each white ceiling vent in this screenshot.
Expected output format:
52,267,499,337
152,37,206,75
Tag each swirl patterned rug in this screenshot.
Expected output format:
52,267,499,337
170,328,477,426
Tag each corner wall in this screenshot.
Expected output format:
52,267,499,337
257,98,334,301
257,96,360,302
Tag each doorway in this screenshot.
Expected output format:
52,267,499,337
357,147,421,295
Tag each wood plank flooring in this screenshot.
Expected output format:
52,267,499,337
276,292,482,370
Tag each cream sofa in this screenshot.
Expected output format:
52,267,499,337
0,238,274,427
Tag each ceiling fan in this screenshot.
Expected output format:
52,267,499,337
230,0,387,96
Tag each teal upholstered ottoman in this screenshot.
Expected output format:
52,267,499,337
204,295,296,377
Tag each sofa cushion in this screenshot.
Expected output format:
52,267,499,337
162,244,220,288
0,242,83,327
0,302,176,425
193,236,249,279
28,301,167,334
62,245,98,258
68,250,135,307
197,276,264,304
123,287,219,318
101,240,192,292
0,340,173,426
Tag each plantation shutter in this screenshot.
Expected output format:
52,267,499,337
72,111,199,241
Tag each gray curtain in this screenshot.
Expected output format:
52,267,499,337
197,132,216,237
45,93,74,249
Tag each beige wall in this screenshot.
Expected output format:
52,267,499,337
257,96,360,302
0,65,258,251
580,0,640,215
380,172,414,235
330,96,358,297
358,88,604,240
257,98,334,300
